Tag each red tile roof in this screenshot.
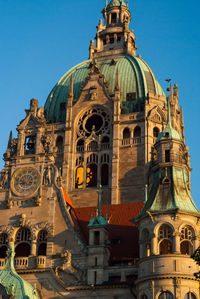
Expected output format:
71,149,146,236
70,202,144,264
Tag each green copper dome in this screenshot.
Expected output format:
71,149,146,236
45,54,165,123
107,0,126,8
157,123,182,142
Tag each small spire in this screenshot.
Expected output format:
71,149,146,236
115,68,120,91
144,184,148,203
97,184,102,217
7,131,12,149
68,75,73,98
105,0,108,7
127,0,129,8
166,84,173,127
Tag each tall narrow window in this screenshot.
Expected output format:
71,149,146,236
37,230,48,256
94,231,100,245
134,126,141,138
111,13,117,24
165,150,170,162
180,226,194,255
56,136,63,153
153,127,160,138
158,224,173,255
86,164,97,187
184,293,196,299
123,128,131,139
101,164,109,186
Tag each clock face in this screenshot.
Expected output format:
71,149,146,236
11,167,41,196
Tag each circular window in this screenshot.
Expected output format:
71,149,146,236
85,114,103,133
77,107,111,137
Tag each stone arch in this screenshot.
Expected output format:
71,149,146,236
140,228,151,258
179,224,195,255
33,222,54,239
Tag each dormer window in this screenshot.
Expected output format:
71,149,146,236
111,13,117,24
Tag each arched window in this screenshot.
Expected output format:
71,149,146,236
101,164,109,186
86,164,97,187
158,292,173,299
15,228,31,257
37,230,47,256
56,136,63,153
158,224,173,255
134,126,141,138
180,226,194,255
153,127,160,138
184,292,196,299
123,128,131,139
111,12,117,24
0,233,8,258
75,156,84,189
141,229,151,258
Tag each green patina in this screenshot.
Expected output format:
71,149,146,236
0,244,39,299
137,167,199,219
88,185,108,227
44,54,165,123
107,0,126,8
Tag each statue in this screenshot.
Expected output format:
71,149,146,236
0,170,9,189
41,135,51,153
43,166,52,186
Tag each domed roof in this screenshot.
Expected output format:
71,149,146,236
45,54,165,123
107,0,126,8
157,123,182,142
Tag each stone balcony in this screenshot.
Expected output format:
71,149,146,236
37,256,46,268
14,257,29,270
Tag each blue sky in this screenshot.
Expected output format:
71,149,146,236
0,0,199,204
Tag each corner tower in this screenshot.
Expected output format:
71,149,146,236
135,86,200,299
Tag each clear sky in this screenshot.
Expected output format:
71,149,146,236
0,0,199,204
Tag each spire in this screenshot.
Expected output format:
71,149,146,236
105,0,108,7
88,185,108,227
115,68,120,91
97,184,102,217
7,131,12,149
167,83,173,127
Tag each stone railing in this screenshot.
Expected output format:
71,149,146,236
121,137,141,146
14,257,28,269
37,256,46,269
0,258,5,269
76,145,84,153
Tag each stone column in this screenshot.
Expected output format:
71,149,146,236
35,127,42,154
31,240,37,256
17,129,25,156
151,233,157,255
173,232,180,253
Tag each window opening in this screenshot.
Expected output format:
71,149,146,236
158,292,173,299
165,150,170,162
110,37,114,44
94,231,100,245
37,230,48,256
134,126,141,138
123,128,131,139
75,167,84,189
158,224,173,255
126,92,136,101
86,164,97,187
180,226,193,255
25,135,36,154
101,164,109,186
153,127,160,138
111,13,117,24
15,228,31,257
0,233,8,258
56,136,63,153
184,293,196,299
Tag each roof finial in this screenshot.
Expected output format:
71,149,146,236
105,0,108,8
97,184,102,217
165,79,172,127
144,184,148,203
127,0,129,8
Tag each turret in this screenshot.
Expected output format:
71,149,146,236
89,0,137,58
87,185,110,285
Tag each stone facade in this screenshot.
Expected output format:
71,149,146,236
0,1,199,298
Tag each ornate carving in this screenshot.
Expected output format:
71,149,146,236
41,135,51,153
33,222,54,238
60,250,85,282
43,166,53,186
0,170,10,190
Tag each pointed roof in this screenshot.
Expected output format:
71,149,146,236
0,244,39,299
107,0,126,8
88,185,108,227
136,167,199,220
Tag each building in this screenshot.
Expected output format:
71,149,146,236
0,0,199,298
